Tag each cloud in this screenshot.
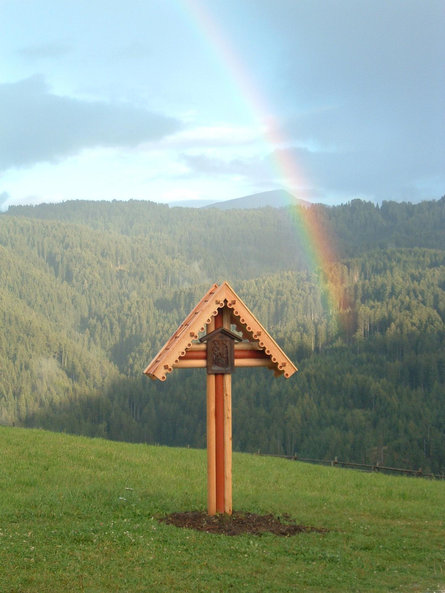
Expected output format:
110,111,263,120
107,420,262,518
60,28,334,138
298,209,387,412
181,152,270,181
0,192,10,211
250,0,445,201
0,76,181,172
164,125,261,150
271,143,444,202
16,42,72,60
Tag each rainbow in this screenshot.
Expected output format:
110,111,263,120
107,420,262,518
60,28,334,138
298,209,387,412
177,0,346,316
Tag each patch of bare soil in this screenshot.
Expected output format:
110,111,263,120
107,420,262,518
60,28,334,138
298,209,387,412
159,510,328,536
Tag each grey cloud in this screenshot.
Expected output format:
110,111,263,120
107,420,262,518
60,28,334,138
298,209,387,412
273,144,443,202
259,0,444,200
183,142,443,203
182,154,254,175
16,42,72,59
181,153,272,183
263,0,443,103
181,152,325,200
0,76,181,171
277,80,444,200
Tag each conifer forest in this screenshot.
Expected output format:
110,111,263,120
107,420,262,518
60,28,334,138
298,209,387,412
1,197,444,472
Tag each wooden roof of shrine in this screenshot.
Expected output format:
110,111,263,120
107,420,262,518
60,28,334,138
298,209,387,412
144,281,297,381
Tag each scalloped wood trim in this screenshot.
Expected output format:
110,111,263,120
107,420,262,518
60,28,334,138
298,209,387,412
144,281,297,381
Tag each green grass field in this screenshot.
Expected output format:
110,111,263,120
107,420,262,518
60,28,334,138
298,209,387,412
0,426,444,593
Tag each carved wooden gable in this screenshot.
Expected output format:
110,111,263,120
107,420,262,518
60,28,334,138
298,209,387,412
144,282,297,381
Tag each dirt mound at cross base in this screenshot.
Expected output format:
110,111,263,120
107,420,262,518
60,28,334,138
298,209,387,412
159,510,327,536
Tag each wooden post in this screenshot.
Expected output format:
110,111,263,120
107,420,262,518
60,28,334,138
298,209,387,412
223,373,232,514
213,311,224,513
215,373,225,513
206,317,216,515
222,306,232,515
206,373,216,516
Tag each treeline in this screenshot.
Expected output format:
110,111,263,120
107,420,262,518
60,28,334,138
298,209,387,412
9,195,445,256
0,197,444,472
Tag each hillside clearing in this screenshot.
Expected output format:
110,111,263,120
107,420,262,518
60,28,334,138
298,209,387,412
0,426,444,593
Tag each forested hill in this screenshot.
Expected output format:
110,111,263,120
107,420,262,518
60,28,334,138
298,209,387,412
8,195,445,256
1,197,444,472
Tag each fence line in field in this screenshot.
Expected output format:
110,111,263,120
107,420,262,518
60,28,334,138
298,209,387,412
254,451,445,480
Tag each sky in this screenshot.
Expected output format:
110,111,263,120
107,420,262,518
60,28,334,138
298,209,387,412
1,0,444,210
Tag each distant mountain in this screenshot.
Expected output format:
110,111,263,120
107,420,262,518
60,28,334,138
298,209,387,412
204,189,310,210
168,199,215,208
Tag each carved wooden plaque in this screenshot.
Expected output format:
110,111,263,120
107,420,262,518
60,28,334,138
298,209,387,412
207,335,234,374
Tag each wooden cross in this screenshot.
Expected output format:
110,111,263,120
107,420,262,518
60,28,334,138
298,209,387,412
144,282,297,515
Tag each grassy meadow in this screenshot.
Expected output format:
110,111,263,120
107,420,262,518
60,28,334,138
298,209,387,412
0,426,444,593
